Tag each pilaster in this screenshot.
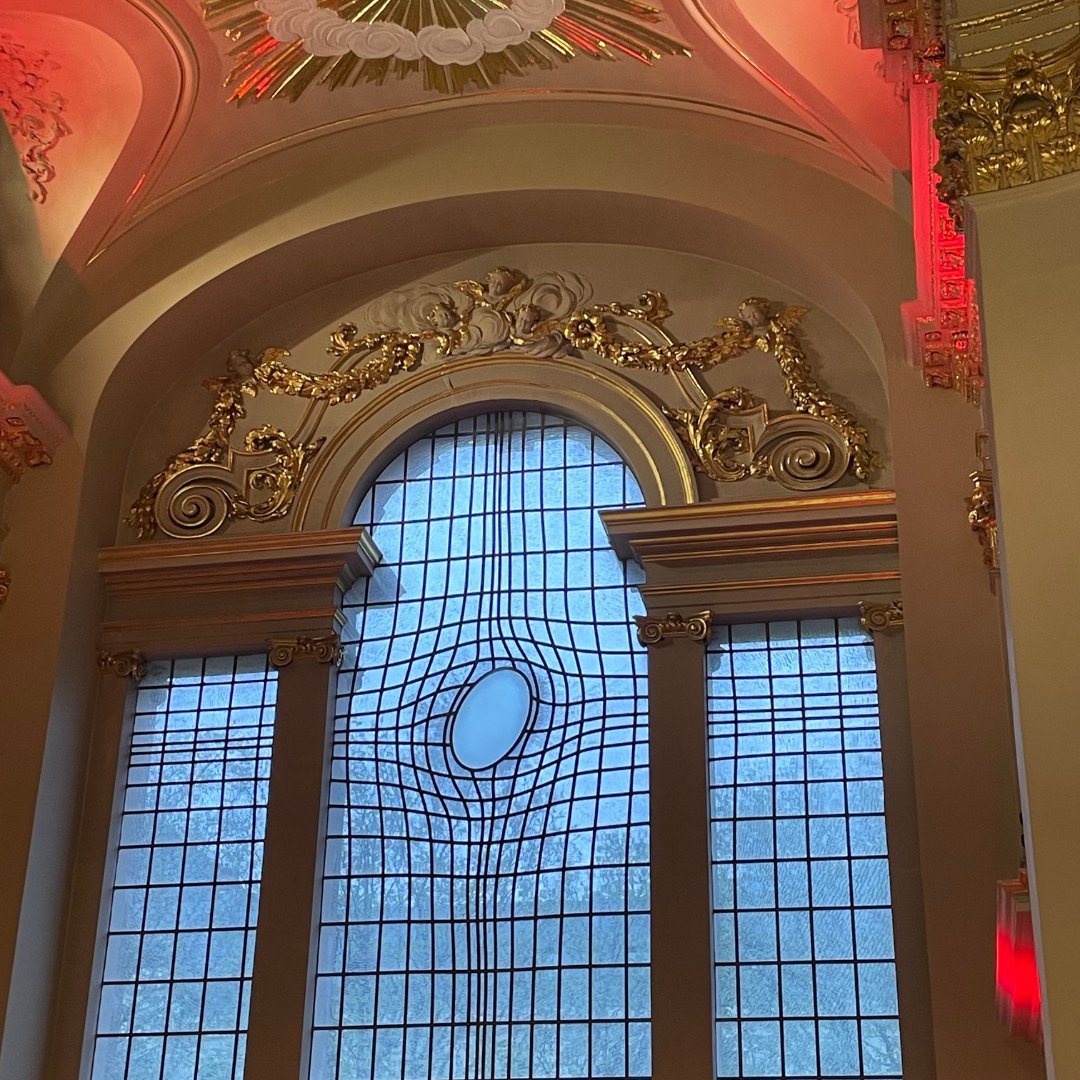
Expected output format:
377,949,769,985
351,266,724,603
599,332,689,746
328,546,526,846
966,169,1080,1080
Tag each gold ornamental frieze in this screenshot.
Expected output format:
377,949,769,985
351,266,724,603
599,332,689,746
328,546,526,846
127,269,881,542
936,40,1080,218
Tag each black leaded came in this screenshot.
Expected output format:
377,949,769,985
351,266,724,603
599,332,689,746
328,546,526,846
707,619,902,1079
312,412,651,1080
91,655,277,1080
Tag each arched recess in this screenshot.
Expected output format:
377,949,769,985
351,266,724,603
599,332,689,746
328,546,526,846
295,353,699,532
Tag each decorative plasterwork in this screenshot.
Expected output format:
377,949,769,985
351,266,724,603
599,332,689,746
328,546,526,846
1,374,69,613
202,0,689,100
267,633,344,667
905,80,984,400
126,269,880,542
936,41,1080,216
634,610,713,645
0,374,68,487
0,33,71,203
966,431,1000,585
853,2,984,400
854,0,944,94
858,598,903,632
96,650,148,680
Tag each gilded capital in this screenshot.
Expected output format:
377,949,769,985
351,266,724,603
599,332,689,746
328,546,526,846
858,600,904,634
267,633,344,668
97,650,147,680
935,42,1080,221
635,610,714,645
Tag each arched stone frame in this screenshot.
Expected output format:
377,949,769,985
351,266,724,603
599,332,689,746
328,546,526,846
294,353,699,534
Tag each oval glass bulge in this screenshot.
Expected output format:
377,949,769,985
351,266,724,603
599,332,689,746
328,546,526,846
451,668,531,770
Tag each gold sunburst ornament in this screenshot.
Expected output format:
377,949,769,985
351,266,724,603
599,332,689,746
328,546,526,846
203,0,690,99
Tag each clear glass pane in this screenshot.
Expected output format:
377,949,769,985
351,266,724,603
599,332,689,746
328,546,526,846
708,619,902,1079
313,412,649,1080
91,655,277,1079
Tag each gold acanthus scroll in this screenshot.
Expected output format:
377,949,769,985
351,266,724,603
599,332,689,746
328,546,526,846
127,269,880,541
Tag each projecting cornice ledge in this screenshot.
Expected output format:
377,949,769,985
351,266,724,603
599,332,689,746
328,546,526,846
98,527,380,656
602,490,900,616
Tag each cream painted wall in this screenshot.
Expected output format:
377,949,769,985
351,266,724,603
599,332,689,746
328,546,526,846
887,357,1043,1080
968,173,1080,1080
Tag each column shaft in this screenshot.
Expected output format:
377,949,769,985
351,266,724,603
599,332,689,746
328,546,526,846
243,652,337,1080
646,632,714,1080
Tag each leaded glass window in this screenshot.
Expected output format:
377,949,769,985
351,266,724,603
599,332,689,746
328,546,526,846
91,655,277,1080
312,412,651,1080
707,619,902,1079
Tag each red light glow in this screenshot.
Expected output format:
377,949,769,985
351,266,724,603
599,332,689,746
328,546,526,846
996,874,1043,1042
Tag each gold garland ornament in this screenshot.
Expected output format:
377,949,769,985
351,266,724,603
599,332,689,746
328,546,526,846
203,0,689,99
127,269,879,541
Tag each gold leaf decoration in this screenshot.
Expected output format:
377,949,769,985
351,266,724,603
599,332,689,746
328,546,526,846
202,0,690,100
126,269,880,542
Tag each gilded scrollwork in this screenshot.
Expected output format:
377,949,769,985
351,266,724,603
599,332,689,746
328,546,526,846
635,610,714,645
0,34,71,204
97,650,148,680
966,432,1000,582
657,302,877,488
267,634,344,668
128,271,880,541
858,600,904,633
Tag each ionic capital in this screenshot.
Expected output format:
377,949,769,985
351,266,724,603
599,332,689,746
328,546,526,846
267,633,344,668
635,610,714,646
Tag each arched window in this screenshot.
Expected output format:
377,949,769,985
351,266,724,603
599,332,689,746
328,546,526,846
312,412,651,1080
76,399,928,1080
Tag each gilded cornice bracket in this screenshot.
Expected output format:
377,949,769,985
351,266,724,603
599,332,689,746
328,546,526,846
858,599,904,633
935,40,1080,223
128,272,880,543
635,610,714,645
267,634,344,668
97,650,148,681
966,431,1000,587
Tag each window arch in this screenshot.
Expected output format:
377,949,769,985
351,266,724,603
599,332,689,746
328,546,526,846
312,411,652,1080
74,392,928,1080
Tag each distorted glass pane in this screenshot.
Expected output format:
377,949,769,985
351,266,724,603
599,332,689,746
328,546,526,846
92,655,277,1080
312,412,650,1080
708,619,902,1079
